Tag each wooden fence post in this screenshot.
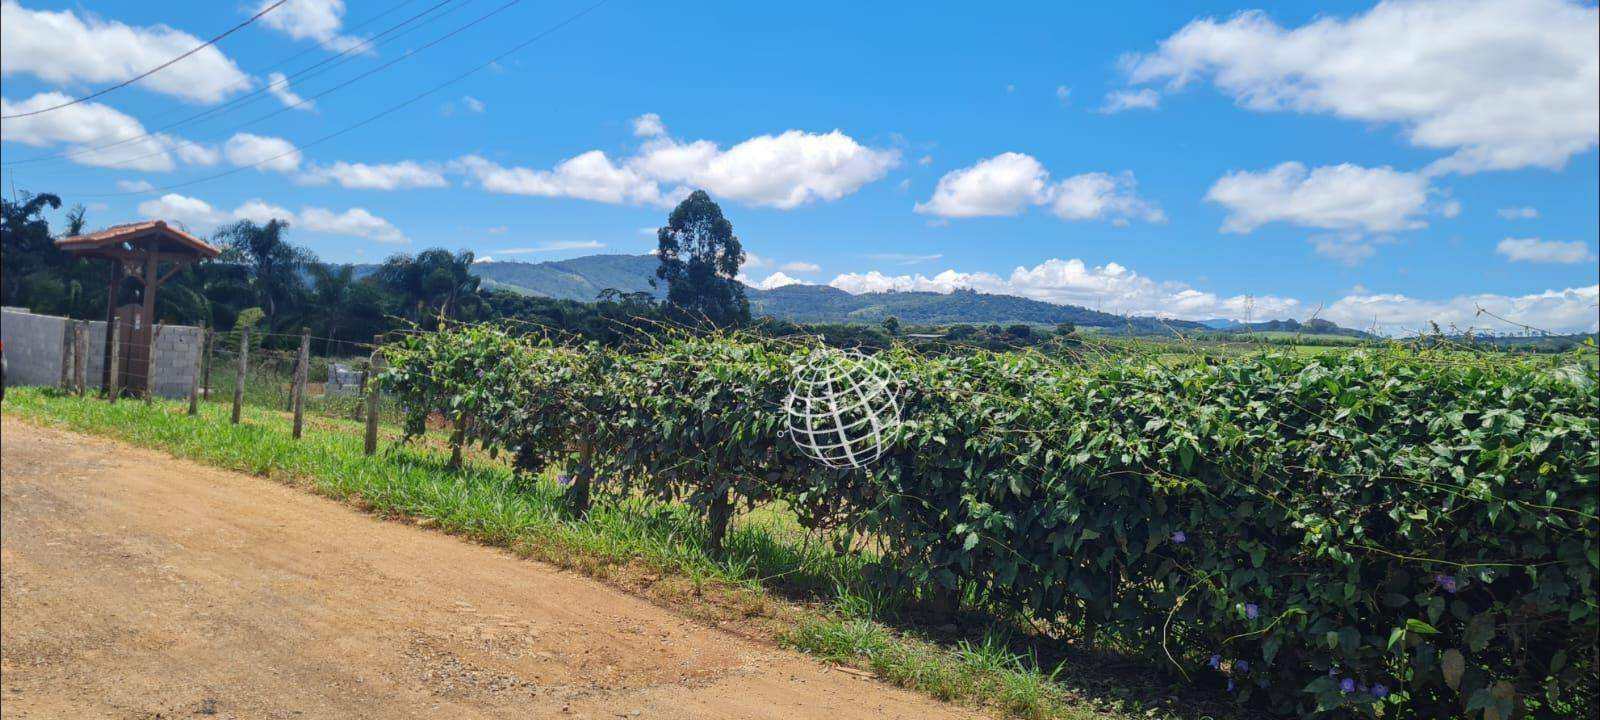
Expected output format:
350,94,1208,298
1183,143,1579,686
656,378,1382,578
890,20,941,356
59,322,74,389
292,331,310,439
201,327,215,401
231,327,249,424
107,319,121,403
188,325,206,416
449,413,467,469
364,336,383,455
144,324,160,406
72,322,87,396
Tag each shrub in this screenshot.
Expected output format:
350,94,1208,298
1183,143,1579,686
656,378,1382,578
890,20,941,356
381,326,1599,717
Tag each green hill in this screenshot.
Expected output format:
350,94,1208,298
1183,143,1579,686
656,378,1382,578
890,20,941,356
378,254,1361,334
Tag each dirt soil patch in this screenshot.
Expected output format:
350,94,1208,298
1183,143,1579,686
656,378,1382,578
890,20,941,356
0,421,977,720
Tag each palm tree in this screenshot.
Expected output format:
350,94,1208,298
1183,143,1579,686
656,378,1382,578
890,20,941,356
213,219,315,331
372,248,480,325
307,263,358,354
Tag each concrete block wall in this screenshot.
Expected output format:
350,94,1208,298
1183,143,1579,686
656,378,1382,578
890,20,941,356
326,363,364,396
2,307,202,399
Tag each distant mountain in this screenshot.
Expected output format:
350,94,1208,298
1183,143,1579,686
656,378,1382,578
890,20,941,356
472,254,665,301
748,284,1203,332
383,253,1363,334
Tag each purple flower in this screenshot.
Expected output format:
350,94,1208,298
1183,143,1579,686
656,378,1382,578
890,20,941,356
1226,679,1235,692
1434,573,1458,594
1328,667,1340,677
1207,654,1220,669
1235,660,1249,674
1171,530,1187,544
1370,684,1389,699
1340,678,1356,694
557,474,573,486
1245,603,1260,620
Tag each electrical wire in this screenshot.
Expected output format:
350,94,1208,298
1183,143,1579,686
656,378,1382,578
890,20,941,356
78,0,611,199
1,1,290,120
2,0,471,168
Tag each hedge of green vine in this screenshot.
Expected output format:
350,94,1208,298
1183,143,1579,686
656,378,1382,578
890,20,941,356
380,325,1598,718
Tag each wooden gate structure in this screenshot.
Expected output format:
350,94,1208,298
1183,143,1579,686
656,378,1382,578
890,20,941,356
55,221,220,397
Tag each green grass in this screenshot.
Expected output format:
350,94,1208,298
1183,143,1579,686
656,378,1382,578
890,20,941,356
2,386,1223,720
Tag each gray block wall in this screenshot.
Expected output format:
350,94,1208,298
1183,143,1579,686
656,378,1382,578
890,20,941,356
2,307,202,399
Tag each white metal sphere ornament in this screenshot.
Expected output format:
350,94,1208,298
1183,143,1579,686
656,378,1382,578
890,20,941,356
783,348,902,470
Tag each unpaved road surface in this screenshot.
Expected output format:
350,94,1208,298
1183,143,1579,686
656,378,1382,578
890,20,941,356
1,421,976,720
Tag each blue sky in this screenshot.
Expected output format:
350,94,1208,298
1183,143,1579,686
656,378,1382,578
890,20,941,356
3,0,1596,333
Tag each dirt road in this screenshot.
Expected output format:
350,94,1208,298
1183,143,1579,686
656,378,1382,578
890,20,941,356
0,421,976,720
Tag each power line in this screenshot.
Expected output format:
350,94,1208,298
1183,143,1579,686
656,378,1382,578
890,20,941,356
79,0,611,199
3,0,469,168
25,0,515,173
1,1,290,120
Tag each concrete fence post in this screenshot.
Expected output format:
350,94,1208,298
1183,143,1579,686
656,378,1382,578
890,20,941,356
231,328,249,424
292,331,310,439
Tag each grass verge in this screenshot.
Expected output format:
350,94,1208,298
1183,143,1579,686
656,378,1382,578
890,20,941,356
2,387,1235,720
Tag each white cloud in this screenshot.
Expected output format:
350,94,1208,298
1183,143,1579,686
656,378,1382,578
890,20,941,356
916,152,1162,223
462,96,485,113
1496,237,1591,264
454,118,898,210
0,93,216,172
827,256,1599,334
1323,285,1599,335
743,252,772,269
915,152,1048,217
1122,0,1600,174
453,153,674,206
1309,232,1394,266
918,155,933,167
0,1,251,104
474,255,495,264
258,0,365,52
266,72,313,111
115,179,154,193
497,241,605,254
135,193,404,243
780,261,821,273
1497,206,1539,220
1206,162,1432,233
299,207,406,244
632,112,665,137
224,133,302,173
1050,171,1165,223
1098,88,1161,113
300,160,447,190
633,129,899,209
1055,85,1071,103
747,271,812,290
486,226,508,234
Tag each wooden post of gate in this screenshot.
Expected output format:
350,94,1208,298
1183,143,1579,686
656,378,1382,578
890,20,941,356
188,324,205,416
107,319,121,403
231,328,249,424
364,335,383,455
144,324,160,406
72,322,87,396
291,331,310,439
